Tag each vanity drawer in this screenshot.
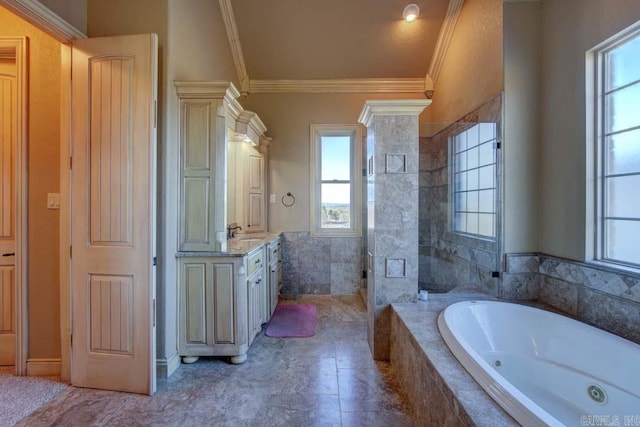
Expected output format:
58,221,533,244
247,249,264,275
268,239,281,264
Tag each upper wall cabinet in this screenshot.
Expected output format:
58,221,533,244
175,81,243,252
229,112,272,234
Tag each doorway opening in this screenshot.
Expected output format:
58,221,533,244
0,37,27,376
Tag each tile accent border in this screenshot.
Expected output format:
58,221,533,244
385,154,407,173
503,253,640,344
385,258,407,278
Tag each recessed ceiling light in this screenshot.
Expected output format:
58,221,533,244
403,4,420,22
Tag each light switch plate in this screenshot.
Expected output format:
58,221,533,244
270,194,276,203
47,193,60,210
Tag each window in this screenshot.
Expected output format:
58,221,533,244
593,26,640,268
451,123,497,240
310,124,362,237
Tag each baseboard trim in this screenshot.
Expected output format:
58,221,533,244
26,358,61,376
156,353,180,378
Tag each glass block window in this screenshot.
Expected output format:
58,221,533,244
452,123,497,239
310,125,362,237
597,30,640,267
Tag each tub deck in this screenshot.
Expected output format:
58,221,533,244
390,294,518,426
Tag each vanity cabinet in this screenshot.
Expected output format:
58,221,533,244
174,81,275,366
177,237,279,364
178,256,249,364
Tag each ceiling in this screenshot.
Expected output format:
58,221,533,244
229,0,451,81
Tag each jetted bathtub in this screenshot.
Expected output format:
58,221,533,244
437,300,640,427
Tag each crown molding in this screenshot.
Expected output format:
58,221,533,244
249,78,427,94
235,110,267,145
358,99,432,128
218,0,249,93
174,80,243,124
0,0,86,42
174,80,241,100
427,0,464,85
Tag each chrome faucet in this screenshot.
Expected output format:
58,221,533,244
227,224,242,239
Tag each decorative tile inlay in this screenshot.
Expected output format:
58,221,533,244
385,258,406,278
505,254,540,274
385,154,407,173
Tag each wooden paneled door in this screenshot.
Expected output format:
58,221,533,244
0,63,16,367
70,34,157,395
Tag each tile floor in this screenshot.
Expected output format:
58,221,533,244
18,295,412,426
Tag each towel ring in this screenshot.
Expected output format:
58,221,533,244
282,192,296,207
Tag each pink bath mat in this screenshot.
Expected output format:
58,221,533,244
265,304,317,338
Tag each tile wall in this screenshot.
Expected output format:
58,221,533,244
504,253,640,344
280,232,364,295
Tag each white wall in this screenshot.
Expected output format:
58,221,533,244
539,0,640,260
503,0,541,254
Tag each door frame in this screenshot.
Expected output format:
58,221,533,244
0,37,28,376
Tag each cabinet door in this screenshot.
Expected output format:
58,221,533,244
212,263,235,344
180,260,211,350
247,274,263,342
245,152,265,232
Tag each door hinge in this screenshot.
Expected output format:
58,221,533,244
153,100,157,129
70,334,73,347
70,156,72,169
152,299,156,328
491,271,500,278
152,256,157,266
69,246,72,258
494,142,502,149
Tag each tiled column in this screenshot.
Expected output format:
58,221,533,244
358,100,431,360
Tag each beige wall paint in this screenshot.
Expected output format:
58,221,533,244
168,0,237,84
39,0,87,34
503,1,540,254
539,0,640,260
241,92,426,232
0,6,61,359
423,0,503,126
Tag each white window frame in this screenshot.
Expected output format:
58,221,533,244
309,124,362,238
587,21,640,271
449,123,497,241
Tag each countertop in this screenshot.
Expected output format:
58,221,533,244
175,232,282,257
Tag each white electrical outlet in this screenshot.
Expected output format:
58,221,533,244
270,194,276,203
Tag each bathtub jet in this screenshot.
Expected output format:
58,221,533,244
438,300,640,427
